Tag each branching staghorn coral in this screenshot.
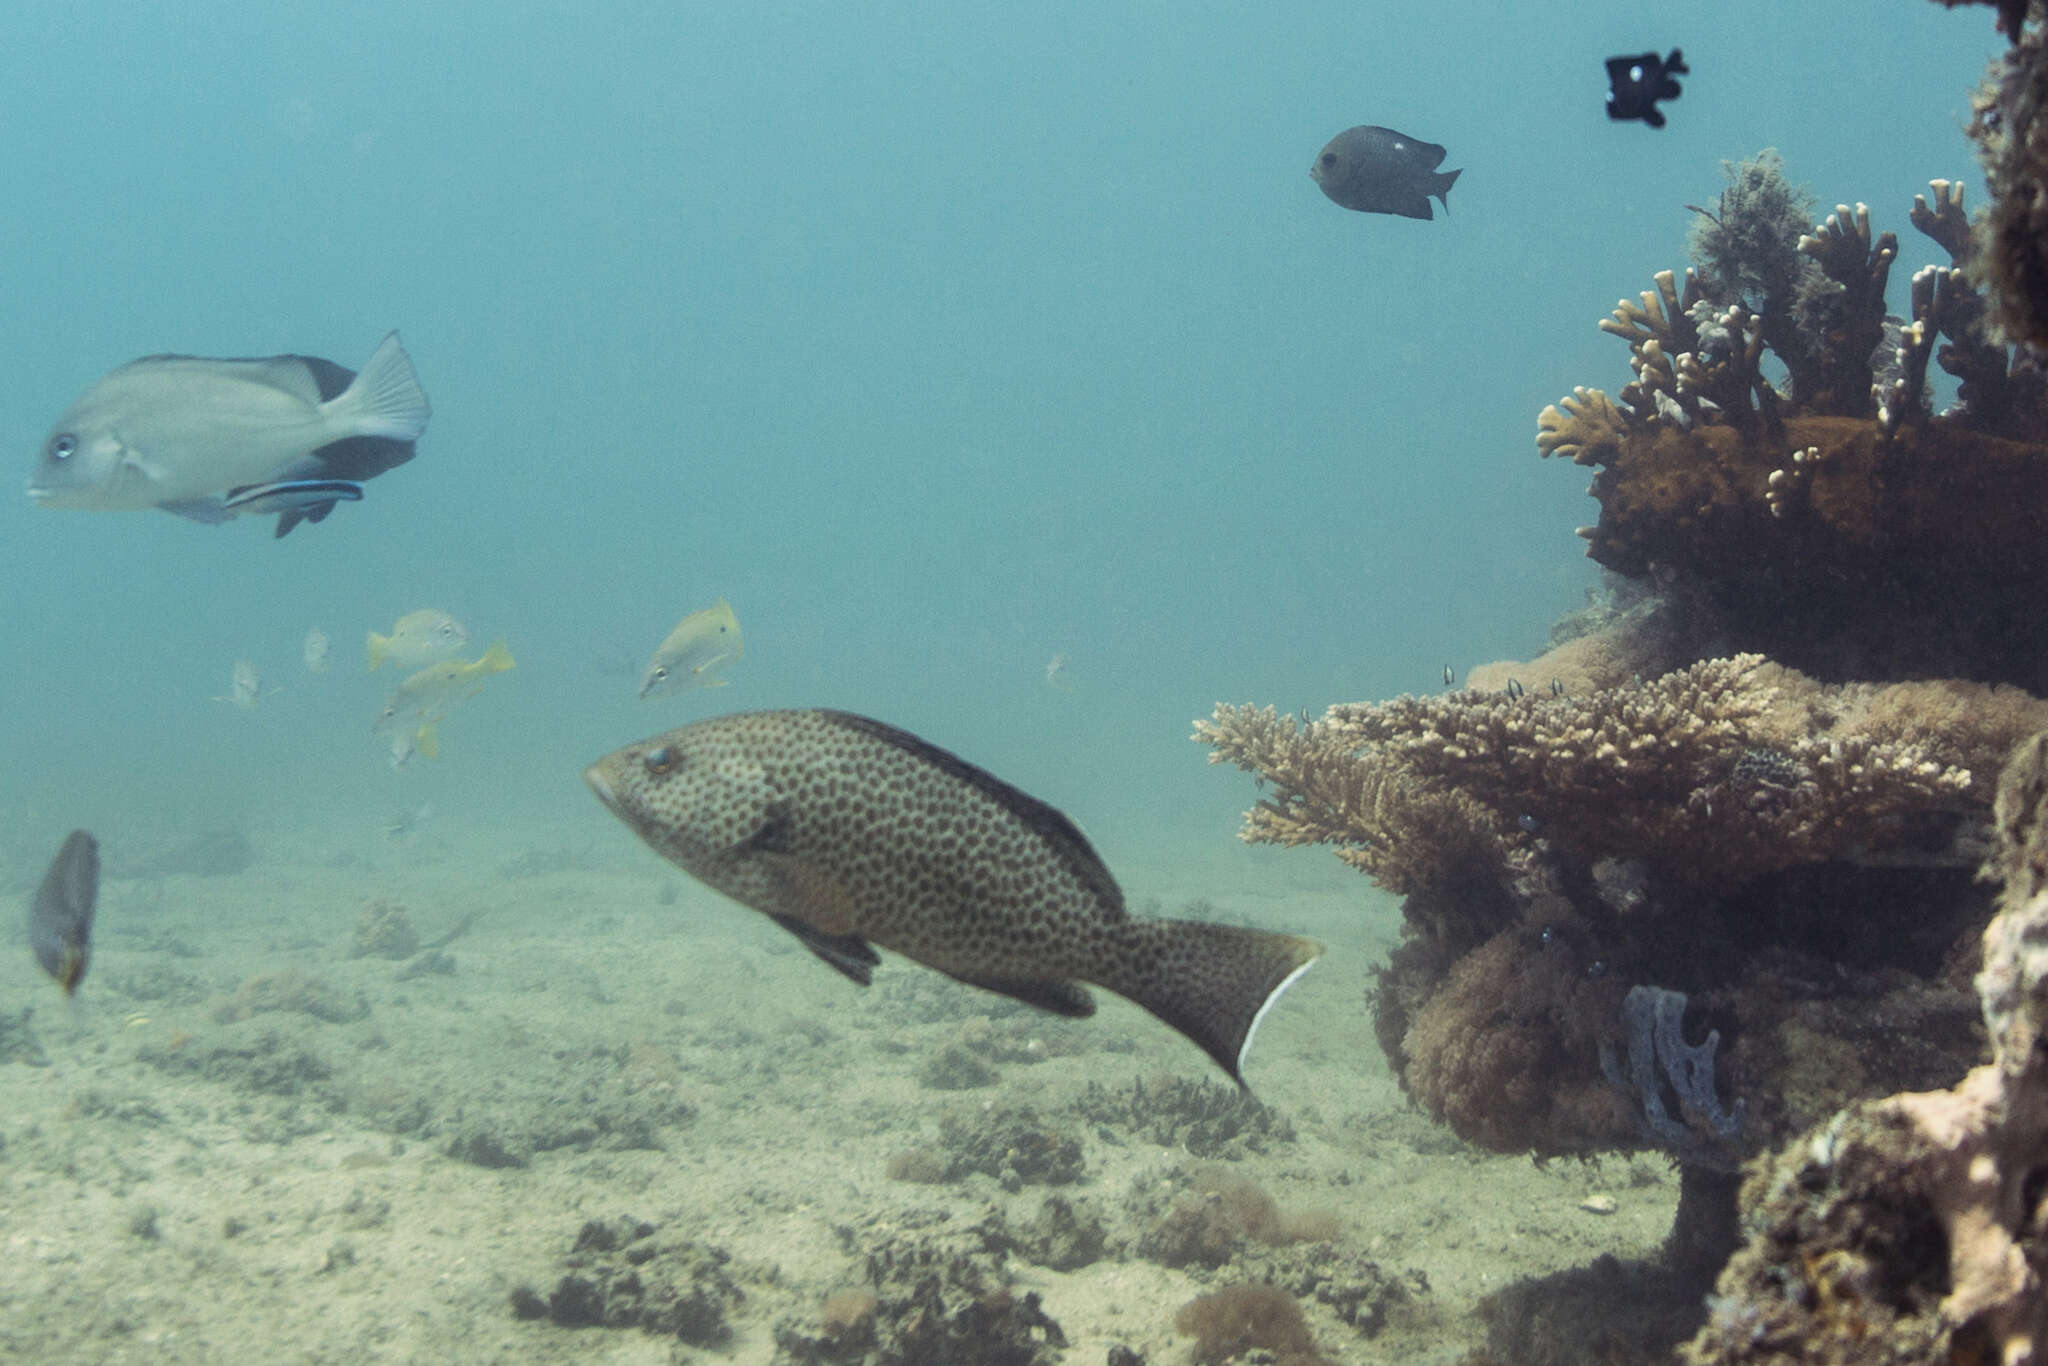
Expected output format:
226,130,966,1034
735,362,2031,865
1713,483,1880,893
1194,703,1510,899
1202,656,2020,894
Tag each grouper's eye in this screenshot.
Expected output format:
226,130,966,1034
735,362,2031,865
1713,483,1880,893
47,434,76,461
1319,152,1336,168
642,745,678,776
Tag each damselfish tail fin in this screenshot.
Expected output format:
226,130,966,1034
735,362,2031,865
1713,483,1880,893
1110,919,1323,1091
1435,167,1462,213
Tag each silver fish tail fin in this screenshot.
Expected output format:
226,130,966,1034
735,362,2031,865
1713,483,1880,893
329,332,431,443
1111,920,1322,1091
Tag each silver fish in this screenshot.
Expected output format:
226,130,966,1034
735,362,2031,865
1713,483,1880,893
29,830,99,995
638,600,742,699
585,709,1324,1087
303,628,332,673
28,331,430,537
214,659,270,708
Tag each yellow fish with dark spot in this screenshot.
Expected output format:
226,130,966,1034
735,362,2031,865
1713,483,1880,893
585,709,1323,1088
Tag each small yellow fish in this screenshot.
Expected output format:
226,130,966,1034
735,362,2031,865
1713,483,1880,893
367,609,469,671
639,600,742,699
372,640,515,757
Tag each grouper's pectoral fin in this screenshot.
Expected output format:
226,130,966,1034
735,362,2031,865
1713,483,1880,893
767,913,880,985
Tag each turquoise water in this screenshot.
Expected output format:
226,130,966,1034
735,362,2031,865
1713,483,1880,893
0,0,2000,870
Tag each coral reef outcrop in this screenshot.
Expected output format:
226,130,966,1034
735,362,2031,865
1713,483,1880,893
1537,157,2048,689
1201,652,2039,1166
1203,111,2048,1357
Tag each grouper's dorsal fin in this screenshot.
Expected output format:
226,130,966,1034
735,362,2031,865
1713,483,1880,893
815,710,1125,917
768,913,879,985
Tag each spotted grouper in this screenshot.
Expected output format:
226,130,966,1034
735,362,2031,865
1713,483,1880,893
584,709,1323,1088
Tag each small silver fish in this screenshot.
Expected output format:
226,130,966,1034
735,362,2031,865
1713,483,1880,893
585,710,1324,1087
303,628,332,673
383,802,434,839
639,600,742,699
28,332,430,537
29,830,99,996
1045,653,1074,693
214,659,271,708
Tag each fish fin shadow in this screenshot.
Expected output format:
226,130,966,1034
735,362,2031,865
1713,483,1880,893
769,913,880,985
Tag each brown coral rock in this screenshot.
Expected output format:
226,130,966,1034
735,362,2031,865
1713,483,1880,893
1400,925,1636,1156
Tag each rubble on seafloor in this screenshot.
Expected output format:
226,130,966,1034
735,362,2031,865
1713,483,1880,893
1201,72,2048,1358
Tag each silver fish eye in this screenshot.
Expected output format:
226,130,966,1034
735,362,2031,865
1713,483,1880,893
642,745,677,776
653,667,668,680
47,434,76,461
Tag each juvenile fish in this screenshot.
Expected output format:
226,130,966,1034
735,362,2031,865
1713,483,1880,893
213,659,272,708
28,332,429,537
303,628,331,673
1606,49,1687,129
585,710,1324,1087
367,609,469,672
639,600,742,699
29,830,99,996
372,640,515,758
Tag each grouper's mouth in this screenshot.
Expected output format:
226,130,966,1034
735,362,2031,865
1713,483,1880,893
583,763,619,813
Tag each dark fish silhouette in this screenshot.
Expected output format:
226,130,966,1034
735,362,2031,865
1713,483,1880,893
1606,49,1687,129
29,830,99,996
1311,125,1460,220
586,709,1324,1088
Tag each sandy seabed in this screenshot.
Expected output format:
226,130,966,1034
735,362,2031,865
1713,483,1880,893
0,820,1677,1365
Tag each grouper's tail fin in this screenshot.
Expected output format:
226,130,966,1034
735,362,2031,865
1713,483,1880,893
1112,919,1323,1092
